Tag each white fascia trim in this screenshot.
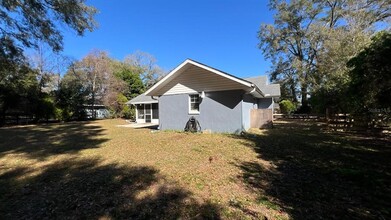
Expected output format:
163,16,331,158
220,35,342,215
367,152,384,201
145,59,253,96
145,60,190,96
131,101,158,105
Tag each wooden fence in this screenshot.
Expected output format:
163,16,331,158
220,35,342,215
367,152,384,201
327,114,354,131
250,109,273,128
274,113,390,133
274,114,324,121
327,113,390,132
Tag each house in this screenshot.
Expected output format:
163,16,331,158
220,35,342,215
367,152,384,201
126,93,159,124
84,104,110,119
129,59,280,133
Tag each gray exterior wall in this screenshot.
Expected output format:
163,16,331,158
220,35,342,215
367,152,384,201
258,98,273,109
159,90,244,133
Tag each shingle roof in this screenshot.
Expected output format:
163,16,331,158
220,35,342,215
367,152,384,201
245,76,281,97
126,93,158,105
145,59,256,97
136,59,280,100
129,76,280,104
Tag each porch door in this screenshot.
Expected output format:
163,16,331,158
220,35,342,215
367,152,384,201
145,104,152,123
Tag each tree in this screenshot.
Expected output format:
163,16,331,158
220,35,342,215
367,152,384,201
259,0,391,112
46,50,164,122
259,0,322,110
0,64,40,124
108,93,128,118
269,58,299,103
316,0,390,89
124,51,165,89
28,43,72,93
347,31,391,114
69,50,110,118
56,72,89,121
0,0,97,63
67,50,125,119
0,0,97,124
112,62,144,100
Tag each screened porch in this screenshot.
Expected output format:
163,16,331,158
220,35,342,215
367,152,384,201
135,103,159,124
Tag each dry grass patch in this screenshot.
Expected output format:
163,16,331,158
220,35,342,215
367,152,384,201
1,119,389,219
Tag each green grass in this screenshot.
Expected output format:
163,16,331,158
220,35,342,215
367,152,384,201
257,197,281,211
0,119,389,219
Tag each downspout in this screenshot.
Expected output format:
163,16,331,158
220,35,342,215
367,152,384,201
151,95,160,129
240,94,243,133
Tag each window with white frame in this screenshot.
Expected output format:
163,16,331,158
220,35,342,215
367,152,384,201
189,94,200,114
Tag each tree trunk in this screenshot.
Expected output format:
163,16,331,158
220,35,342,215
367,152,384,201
300,85,310,113
290,83,298,103
0,108,5,126
301,88,308,107
91,73,97,119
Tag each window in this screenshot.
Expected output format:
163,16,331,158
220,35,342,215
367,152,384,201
189,94,200,114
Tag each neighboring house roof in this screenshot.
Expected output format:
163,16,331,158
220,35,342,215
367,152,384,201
245,76,281,97
145,59,264,98
126,93,158,105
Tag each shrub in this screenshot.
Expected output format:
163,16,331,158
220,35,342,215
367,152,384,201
55,107,72,121
279,100,296,114
122,105,135,119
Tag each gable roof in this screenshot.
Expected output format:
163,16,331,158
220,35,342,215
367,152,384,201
126,93,158,105
188,59,255,86
145,59,264,97
245,76,281,97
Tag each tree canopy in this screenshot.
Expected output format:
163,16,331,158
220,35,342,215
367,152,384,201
259,0,391,112
347,31,391,113
0,0,97,63
55,50,165,120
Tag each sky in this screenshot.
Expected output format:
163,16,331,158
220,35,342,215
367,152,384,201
62,0,275,79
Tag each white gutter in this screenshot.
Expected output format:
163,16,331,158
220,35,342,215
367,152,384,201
128,101,159,105
247,84,265,98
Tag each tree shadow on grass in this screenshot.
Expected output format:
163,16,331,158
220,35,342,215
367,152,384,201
0,122,108,160
0,157,222,219
231,120,391,219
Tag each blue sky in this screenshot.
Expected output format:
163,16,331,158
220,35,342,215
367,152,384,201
62,0,274,78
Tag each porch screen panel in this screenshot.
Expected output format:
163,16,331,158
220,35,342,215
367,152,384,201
152,103,159,119
137,105,144,119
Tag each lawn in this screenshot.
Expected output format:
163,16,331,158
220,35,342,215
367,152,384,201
0,119,390,219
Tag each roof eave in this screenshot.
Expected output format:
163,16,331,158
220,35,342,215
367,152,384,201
247,84,265,98
145,59,253,96
128,100,159,105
